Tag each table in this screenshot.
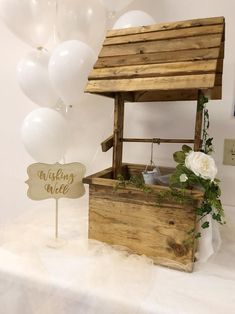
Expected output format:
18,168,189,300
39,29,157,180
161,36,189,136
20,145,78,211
0,202,234,314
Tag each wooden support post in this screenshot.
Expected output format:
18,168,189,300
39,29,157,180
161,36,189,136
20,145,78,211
112,94,125,178
194,90,204,151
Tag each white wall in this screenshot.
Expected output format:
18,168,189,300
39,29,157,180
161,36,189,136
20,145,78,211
0,0,234,223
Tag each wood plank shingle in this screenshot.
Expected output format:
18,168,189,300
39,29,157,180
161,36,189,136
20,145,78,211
85,16,225,101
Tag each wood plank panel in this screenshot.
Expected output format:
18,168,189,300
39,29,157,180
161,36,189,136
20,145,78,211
90,187,197,217
84,178,203,199
99,34,222,58
90,86,222,101
89,60,217,80
104,24,224,46
107,16,224,38
133,86,222,102
94,47,221,68
83,164,203,198
86,74,216,93
89,186,198,272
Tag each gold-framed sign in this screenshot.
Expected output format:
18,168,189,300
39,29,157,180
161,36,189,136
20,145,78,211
26,162,86,200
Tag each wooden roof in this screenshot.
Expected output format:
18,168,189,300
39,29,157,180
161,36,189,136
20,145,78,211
85,16,225,102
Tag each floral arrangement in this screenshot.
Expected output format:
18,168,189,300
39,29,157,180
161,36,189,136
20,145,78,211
170,93,225,236
170,145,225,237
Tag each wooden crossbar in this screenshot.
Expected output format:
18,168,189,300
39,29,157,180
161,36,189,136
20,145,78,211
122,138,195,144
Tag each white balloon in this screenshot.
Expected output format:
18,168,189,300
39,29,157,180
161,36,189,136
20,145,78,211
49,40,96,107
0,0,55,47
21,108,70,163
57,0,106,51
17,49,59,107
102,0,134,13
113,10,155,29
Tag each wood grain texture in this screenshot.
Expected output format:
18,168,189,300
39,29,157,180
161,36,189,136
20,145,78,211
104,24,224,46
89,60,218,80
107,16,224,38
99,34,222,58
88,183,200,272
85,163,203,272
93,48,222,69
92,85,222,102
86,74,216,93
85,16,224,101
133,86,221,102
112,94,125,179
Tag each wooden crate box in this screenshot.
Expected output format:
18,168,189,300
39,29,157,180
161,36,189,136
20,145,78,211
84,164,203,272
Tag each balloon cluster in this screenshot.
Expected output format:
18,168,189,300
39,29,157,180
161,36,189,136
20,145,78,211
0,0,155,163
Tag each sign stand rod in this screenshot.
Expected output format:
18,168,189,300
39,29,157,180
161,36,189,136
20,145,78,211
55,198,59,239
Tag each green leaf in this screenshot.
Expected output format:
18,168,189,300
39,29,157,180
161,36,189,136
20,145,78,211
188,174,200,185
169,174,179,186
195,232,201,239
169,164,191,188
173,151,185,164
211,198,222,210
212,213,222,222
182,145,192,153
175,164,186,171
201,221,210,229
196,207,204,215
206,138,213,146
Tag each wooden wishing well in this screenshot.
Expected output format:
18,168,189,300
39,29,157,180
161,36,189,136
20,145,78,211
83,17,225,271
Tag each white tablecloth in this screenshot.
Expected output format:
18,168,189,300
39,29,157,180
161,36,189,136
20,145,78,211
0,202,234,314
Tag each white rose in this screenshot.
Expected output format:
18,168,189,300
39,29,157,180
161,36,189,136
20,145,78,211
185,151,217,180
180,173,188,182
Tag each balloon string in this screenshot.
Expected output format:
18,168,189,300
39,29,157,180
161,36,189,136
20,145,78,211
53,0,59,45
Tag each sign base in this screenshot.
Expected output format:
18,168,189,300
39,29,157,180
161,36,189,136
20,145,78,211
46,238,67,249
